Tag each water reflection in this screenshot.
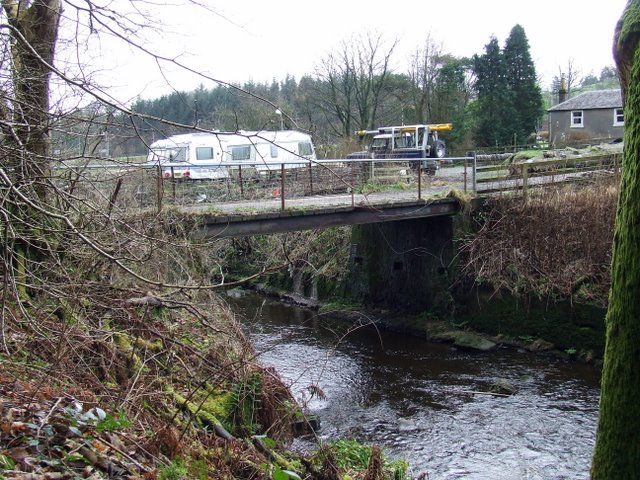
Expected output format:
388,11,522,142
227,291,600,479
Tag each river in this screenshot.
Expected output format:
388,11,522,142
226,290,600,480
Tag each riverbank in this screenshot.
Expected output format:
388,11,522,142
0,290,408,479
230,290,600,479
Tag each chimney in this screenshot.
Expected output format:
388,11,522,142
558,74,568,104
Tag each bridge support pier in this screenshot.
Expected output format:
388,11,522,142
344,216,454,313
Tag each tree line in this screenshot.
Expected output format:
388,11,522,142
123,32,474,156
56,25,618,159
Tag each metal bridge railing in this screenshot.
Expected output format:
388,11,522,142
54,156,475,214
53,150,620,216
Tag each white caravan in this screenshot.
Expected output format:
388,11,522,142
146,130,317,180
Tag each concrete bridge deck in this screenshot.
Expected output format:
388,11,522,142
193,197,461,238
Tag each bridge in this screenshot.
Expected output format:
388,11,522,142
64,150,620,312
67,150,621,238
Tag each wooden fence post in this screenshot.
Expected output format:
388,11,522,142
156,164,163,213
472,152,477,193
464,157,468,193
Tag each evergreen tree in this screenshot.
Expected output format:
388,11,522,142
433,57,473,149
591,1,640,477
503,25,543,144
472,37,515,147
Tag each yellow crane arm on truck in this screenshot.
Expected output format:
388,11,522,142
355,129,379,137
398,123,453,133
427,123,453,132
355,123,453,137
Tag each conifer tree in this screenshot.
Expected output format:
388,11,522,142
472,37,515,146
503,24,543,144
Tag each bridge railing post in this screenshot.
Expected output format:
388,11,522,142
170,166,176,202
464,151,472,193
280,163,285,210
417,160,422,200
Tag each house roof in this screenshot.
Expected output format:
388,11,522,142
548,89,622,112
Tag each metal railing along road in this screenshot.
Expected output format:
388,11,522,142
55,156,476,214
54,150,620,216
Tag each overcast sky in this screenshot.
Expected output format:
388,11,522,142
78,0,628,105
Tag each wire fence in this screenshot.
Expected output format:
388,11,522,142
54,150,622,217
56,157,473,214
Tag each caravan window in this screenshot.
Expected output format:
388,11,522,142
148,146,187,163
231,145,252,161
195,147,214,160
298,142,313,157
270,144,279,158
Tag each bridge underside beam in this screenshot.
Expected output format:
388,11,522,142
198,199,459,238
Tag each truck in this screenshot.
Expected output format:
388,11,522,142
346,123,452,175
147,130,317,180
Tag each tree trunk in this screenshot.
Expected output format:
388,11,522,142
1,0,62,295
2,0,61,200
591,2,640,477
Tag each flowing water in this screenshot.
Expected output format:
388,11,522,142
227,290,600,480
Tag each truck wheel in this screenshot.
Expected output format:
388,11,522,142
431,141,446,159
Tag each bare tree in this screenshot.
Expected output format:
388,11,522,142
408,34,444,123
553,59,582,97
315,46,355,137
351,33,397,130
315,33,397,137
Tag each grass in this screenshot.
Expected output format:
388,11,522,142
513,149,543,160
460,177,617,307
314,439,408,480
358,180,412,195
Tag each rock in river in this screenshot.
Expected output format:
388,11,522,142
451,332,497,352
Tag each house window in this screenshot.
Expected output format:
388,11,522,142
195,147,214,160
231,145,252,161
614,108,624,126
570,110,584,128
270,144,279,158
